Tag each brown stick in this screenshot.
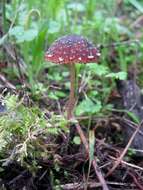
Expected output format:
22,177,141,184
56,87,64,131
128,171,143,190
106,121,143,177
75,123,109,190
0,74,16,90
57,181,136,190
13,47,24,84
67,63,76,120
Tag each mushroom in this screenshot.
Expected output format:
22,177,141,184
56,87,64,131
45,34,100,120
44,36,109,189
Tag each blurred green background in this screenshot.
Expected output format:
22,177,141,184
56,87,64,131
1,0,143,116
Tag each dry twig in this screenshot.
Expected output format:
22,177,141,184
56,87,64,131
57,180,136,190
0,74,16,90
75,123,109,190
106,121,143,177
108,155,143,172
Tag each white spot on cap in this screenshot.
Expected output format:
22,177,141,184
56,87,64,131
78,57,82,61
88,55,94,59
71,50,75,53
59,57,64,61
47,54,53,57
70,57,73,60
97,52,101,56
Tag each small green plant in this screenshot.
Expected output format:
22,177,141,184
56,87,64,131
75,63,127,117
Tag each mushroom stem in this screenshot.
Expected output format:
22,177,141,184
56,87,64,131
67,63,76,120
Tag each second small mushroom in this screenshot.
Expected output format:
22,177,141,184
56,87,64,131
45,34,100,120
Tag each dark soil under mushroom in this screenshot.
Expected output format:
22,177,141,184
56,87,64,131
0,80,143,190
0,119,143,189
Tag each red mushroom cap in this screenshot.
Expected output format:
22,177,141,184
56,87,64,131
45,34,100,64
